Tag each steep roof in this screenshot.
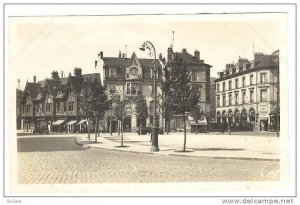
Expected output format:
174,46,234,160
255,54,279,68
102,52,162,69
68,76,83,94
45,79,61,96
24,82,40,98
83,73,101,83
102,57,130,67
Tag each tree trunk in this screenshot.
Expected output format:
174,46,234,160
139,120,142,135
166,119,169,135
95,117,99,143
121,119,124,147
118,120,120,136
87,118,90,140
183,112,187,152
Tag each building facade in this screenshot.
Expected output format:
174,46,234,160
166,48,212,132
95,51,165,132
19,69,100,133
215,51,280,131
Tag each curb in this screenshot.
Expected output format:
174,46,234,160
75,137,279,162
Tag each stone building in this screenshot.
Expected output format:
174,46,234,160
95,51,165,132
166,47,212,132
215,51,280,131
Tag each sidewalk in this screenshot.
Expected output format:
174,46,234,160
75,132,280,161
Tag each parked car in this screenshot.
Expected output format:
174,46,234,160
137,127,164,135
33,126,49,134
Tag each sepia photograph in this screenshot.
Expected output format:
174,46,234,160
3,2,297,202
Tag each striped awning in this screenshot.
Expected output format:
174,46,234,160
77,119,87,125
67,120,77,125
52,120,65,125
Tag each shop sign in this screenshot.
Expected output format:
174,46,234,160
259,104,268,113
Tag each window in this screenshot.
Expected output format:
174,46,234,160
63,103,67,111
228,93,232,105
250,75,254,85
222,95,226,106
46,103,51,112
250,90,254,103
217,96,220,107
242,77,246,87
26,105,31,113
261,73,267,83
260,90,267,102
109,84,116,94
235,93,239,105
229,81,232,89
223,82,226,91
217,84,220,92
110,68,117,77
235,78,239,88
68,102,73,111
127,83,141,95
56,103,60,112
242,92,246,104
41,104,44,112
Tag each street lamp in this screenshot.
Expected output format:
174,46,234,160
140,41,159,152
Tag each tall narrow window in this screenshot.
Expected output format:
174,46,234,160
261,89,267,102
235,78,239,88
242,92,246,104
223,82,226,91
250,75,254,85
242,77,246,87
229,80,232,90
261,73,267,83
250,90,254,103
222,95,226,106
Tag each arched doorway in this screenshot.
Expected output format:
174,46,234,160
249,108,256,123
228,110,233,125
234,110,240,127
241,109,247,126
216,111,221,125
222,111,227,124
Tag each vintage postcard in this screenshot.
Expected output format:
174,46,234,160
3,3,297,202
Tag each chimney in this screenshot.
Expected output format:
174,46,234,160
74,67,82,77
118,50,122,59
194,50,200,61
61,71,64,78
17,79,21,90
99,51,103,59
162,57,166,65
167,47,173,62
182,48,187,53
159,53,163,61
95,60,98,68
33,75,36,83
51,71,59,80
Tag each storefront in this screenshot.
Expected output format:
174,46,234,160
222,111,227,124
241,109,247,126
216,112,221,124
234,110,240,127
228,110,233,125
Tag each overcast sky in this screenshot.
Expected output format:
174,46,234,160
9,13,286,89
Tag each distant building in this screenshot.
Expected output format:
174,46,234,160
16,79,22,130
210,77,216,125
166,48,212,132
19,69,100,133
215,51,280,131
96,51,165,132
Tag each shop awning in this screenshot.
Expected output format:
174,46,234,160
52,120,65,125
67,120,77,125
77,119,87,125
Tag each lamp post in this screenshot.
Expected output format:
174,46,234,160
140,41,159,152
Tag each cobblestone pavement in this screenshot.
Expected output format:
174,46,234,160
18,136,280,184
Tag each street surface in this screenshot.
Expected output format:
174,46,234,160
17,136,280,184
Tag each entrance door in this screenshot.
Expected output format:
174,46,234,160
260,119,268,131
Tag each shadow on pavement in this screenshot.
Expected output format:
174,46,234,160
17,137,88,152
191,148,245,151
